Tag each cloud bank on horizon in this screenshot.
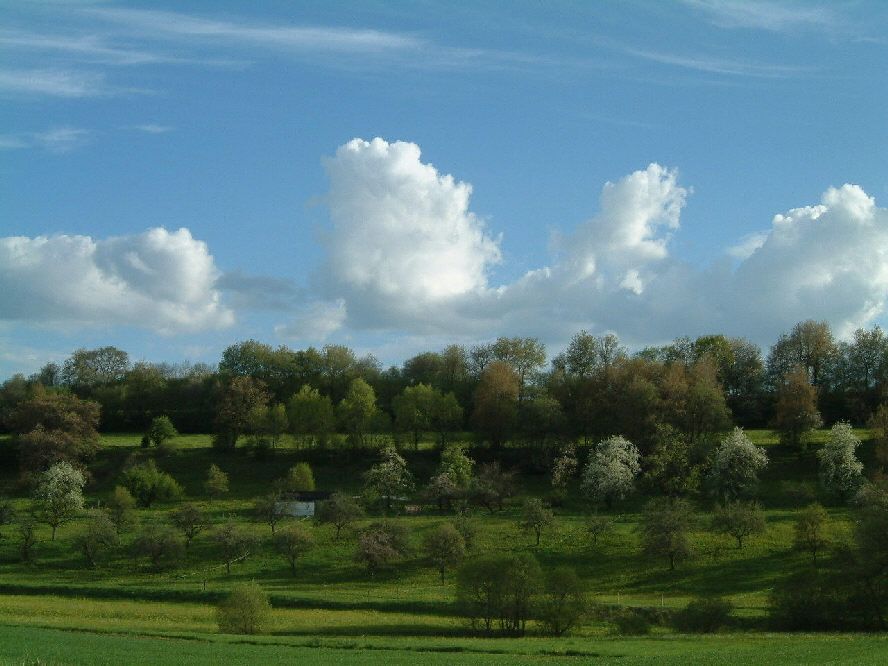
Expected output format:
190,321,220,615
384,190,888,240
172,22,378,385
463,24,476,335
3,137,888,350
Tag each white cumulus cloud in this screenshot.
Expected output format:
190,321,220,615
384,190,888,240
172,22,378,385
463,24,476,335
0,227,234,333
320,137,501,328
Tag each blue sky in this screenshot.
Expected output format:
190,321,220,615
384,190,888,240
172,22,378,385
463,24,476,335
2,0,888,377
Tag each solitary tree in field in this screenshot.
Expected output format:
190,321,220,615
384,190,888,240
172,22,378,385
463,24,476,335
423,522,465,582
519,498,555,547
793,503,829,565
314,492,364,540
539,566,587,637
284,463,315,492
817,421,864,501
707,427,768,500
639,497,693,570
106,486,136,532
356,521,410,575
34,461,85,540
274,522,314,575
581,435,641,508
254,493,287,535
170,503,209,550
214,523,256,574
78,510,119,567
710,501,766,549
131,526,185,570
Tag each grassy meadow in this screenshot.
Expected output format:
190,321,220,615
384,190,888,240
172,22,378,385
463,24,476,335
0,429,884,664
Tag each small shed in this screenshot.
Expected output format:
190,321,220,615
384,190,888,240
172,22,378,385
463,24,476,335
274,490,332,518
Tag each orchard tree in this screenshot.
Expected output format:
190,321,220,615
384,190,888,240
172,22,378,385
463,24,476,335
315,492,364,539
364,446,414,512
471,462,517,513
707,427,768,500
581,435,641,508
643,424,698,497
214,523,256,574
710,501,766,549
170,503,209,549
794,503,829,564
131,526,185,570
275,522,314,575
639,497,693,570
551,444,578,501
78,510,119,567
519,497,554,547
539,566,587,637
254,493,287,535
356,521,410,575
106,486,136,532
34,461,85,540
423,522,466,582
817,421,864,501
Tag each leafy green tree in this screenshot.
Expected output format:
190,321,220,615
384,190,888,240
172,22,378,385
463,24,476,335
392,383,436,449
121,460,183,508
146,415,178,449
12,390,101,474
338,378,378,447
707,427,768,500
767,320,836,389
581,435,641,508
519,497,554,546
216,583,271,635
794,503,829,564
456,552,542,636
287,385,335,448
639,497,693,570
315,492,364,539
772,365,822,454
491,337,546,403
170,503,209,550
472,361,519,448
274,522,314,575
817,421,864,501
78,510,119,567
213,375,270,450
711,501,766,548
423,522,465,582
364,446,414,512
643,424,698,497
539,566,586,636
586,514,613,549
34,461,85,540
284,463,315,492
204,464,230,500
61,346,130,390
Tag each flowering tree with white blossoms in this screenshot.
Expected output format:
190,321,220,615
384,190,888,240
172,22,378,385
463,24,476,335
34,461,85,540
708,427,768,500
581,436,640,507
817,421,864,501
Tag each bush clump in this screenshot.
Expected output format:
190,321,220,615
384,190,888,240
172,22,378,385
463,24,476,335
672,597,734,633
216,582,271,634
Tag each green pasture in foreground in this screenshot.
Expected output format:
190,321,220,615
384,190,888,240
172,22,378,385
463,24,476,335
1,624,887,665
0,429,881,662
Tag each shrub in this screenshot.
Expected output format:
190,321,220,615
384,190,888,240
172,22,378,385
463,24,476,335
611,609,651,635
78,510,119,567
285,463,315,492
217,582,271,634
106,486,136,532
121,460,182,508
672,597,733,633
131,526,185,570
539,566,586,636
204,464,230,500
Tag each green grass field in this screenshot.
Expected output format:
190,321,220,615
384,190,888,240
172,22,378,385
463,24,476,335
0,429,883,663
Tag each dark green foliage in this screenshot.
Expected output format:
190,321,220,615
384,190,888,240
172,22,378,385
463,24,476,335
672,597,734,633
456,552,543,636
643,424,699,497
131,526,185,570
422,522,465,582
146,415,178,450
710,501,766,549
611,609,651,635
121,460,182,507
518,497,554,546
169,503,208,549
539,566,586,636
639,497,693,570
204,464,229,499
106,486,136,532
793,503,829,564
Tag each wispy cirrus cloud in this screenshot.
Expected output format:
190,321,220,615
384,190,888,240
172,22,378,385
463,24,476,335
680,0,841,33
0,126,91,153
0,68,110,97
622,46,808,78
